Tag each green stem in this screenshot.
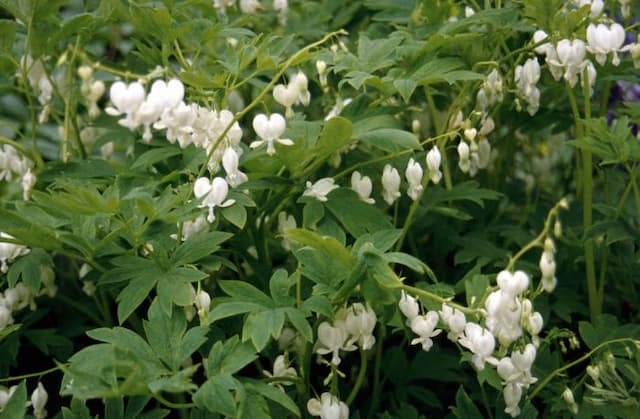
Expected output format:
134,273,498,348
152,393,195,409
528,337,638,400
506,197,567,271
346,348,368,405
401,284,479,315
0,364,64,382
582,71,598,321
367,326,385,419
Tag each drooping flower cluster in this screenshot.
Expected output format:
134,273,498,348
497,344,538,417
19,56,53,123
477,69,504,111
398,265,546,417
314,303,377,366
1,283,36,332
515,58,541,116
539,237,557,292
78,65,105,118
105,78,244,173
456,114,494,176
0,145,36,201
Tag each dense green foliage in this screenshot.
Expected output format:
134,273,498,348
0,0,639,418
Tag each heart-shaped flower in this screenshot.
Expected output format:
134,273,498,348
250,113,293,155
193,177,235,222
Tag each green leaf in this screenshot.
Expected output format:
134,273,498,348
209,301,266,323
208,336,257,376
194,376,237,417
171,230,232,266
144,300,206,371
0,20,16,54
130,147,182,170
245,380,301,417
313,117,353,166
411,58,482,85
242,309,285,351
220,204,247,229
147,365,199,394
116,276,159,324
464,275,490,307
157,276,196,314
325,189,393,237
7,248,52,290
355,128,420,152
0,380,26,419
300,295,334,318
285,308,313,341
285,228,353,269
218,280,273,307
62,398,93,419
269,269,295,306
303,200,325,229
394,78,417,103
451,386,483,419
357,35,402,73
352,229,403,253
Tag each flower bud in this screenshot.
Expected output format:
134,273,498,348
562,387,578,415
31,382,48,419
77,65,93,80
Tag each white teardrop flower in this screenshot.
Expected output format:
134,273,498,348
31,382,48,419
222,147,248,187
426,146,442,184
399,290,420,322
457,140,470,173
409,311,442,351
458,322,497,370
273,83,298,109
351,171,375,204
250,113,293,155
193,177,236,222
303,178,339,202
345,303,377,350
381,164,401,205
587,23,626,66
307,393,349,419
405,158,424,201
263,354,297,389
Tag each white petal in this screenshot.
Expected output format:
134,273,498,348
193,177,212,198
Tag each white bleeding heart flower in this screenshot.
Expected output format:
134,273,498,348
587,23,626,66
303,177,338,202
222,147,248,187
351,171,375,204
405,158,424,201
307,393,349,419
381,164,401,205
426,146,442,184
250,113,293,155
193,177,235,222
105,81,145,119
399,290,420,322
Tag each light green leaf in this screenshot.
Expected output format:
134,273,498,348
245,380,301,418
355,128,420,152
194,376,237,417
116,277,158,324
220,204,247,229
218,280,274,307
285,308,313,341
0,380,26,419
394,78,417,103
208,336,257,376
